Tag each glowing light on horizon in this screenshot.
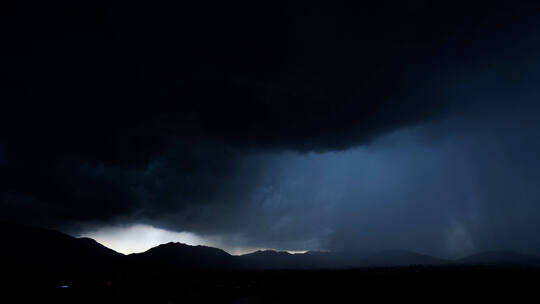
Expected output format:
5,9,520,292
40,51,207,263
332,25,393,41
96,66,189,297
80,224,210,254
80,224,311,256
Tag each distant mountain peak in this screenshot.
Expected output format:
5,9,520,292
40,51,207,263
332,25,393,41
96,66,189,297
245,249,293,256
154,241,190,248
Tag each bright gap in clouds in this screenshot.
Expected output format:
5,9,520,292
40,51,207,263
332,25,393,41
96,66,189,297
79,224,306,255
80,224,212,254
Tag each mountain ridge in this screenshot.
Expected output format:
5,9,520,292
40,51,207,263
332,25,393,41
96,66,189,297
2,222,540,270
456,250,540,266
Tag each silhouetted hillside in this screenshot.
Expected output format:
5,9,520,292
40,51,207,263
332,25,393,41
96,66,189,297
128,242,236,269
3,222,540,273
239,250,310,269
0,222,122,274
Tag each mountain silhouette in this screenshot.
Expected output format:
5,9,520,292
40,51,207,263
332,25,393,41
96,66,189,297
2,222,540,272
0,222,122,273
239,249,450,268
359,249,450,267
128,242,236,269
361,250,450,267
239,250,311,269
456,251,540,266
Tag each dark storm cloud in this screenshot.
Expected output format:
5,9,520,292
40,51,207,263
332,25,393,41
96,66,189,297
3,1,539,153
2,0,540,253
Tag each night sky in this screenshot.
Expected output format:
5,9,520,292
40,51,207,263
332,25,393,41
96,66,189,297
2,1,540,258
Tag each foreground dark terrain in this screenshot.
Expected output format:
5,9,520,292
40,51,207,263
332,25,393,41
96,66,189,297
6,267,540,303
2,223,540,303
